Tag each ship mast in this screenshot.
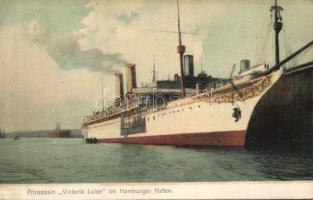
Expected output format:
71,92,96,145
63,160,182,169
271,0,283,65
101,78,105,111
152,54,156,83
176,0,186,97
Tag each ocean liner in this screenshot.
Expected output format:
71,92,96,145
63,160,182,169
82,0,313,147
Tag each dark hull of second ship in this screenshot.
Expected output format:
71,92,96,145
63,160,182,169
246,63,313,147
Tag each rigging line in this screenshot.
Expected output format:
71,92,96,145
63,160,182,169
282,29,297,68
230,80,245,105
282,28,298,67
281,29,289,68
255,21,272,63
282,28,291,53
229,64,245,105
262,19,272,46
254,18,268,59
270,32,275,64
257,21,272,64
261,23,273,63
282,28,290,56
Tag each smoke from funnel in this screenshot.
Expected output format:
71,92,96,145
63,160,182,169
27,20,128,74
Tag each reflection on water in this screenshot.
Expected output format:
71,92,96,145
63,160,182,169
0,138,312,183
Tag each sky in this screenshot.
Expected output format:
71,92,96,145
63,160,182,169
0,0,312,132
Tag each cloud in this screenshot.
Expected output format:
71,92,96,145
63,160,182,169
0,25,107,131
0,0,91,33
79,0,226,82
48,35,127,73
26,19,127,74
117,11,139,25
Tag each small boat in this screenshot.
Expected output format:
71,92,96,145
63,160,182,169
85,137,98,144
0,128,6,139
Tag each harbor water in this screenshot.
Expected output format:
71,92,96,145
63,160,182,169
0,138,312,183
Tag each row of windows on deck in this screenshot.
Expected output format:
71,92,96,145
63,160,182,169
91,104,202,127
146,105,202,122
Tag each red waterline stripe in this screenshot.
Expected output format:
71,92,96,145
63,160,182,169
97,131,246,147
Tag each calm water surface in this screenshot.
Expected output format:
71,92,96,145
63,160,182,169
0,138,312,183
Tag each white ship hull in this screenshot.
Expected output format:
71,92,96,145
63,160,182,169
83,69,282,146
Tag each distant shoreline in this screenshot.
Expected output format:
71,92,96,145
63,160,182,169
5,129,82,138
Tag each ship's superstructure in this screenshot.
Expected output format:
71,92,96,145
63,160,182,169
82,0,313,146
